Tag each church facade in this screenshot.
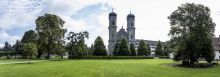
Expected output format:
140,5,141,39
108,11,158,55
107,11,220,59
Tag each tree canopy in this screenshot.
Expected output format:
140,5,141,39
168,3,215,64
93,36,107,56
118,38,130,56
21,30,37,43
155,41,163,56
130,43,136,56
35,14,66,59
66,31,89,57
22,42,38,59
137,40,150,56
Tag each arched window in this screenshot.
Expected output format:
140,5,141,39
131,23,134,26
112,21,115,25
112,34,114,38
131,35,133,39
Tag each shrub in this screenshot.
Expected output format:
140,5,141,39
159,56,170,59
69,56,154,59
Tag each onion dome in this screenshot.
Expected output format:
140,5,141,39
109,9,117,16
109,11,117,16
127,11,135,18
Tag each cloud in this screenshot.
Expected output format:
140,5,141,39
1,0,220,47
0,30,21,45
0,0,108,46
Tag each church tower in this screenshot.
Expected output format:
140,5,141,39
127,12,136,44
108,10,117,55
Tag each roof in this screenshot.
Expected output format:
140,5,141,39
135,39,158,46
109,12,117,16
127,13,135,18
117,27,127,39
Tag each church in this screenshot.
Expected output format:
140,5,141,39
108,10,158,55
107,10,220,59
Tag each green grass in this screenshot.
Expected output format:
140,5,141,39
0,59,220,77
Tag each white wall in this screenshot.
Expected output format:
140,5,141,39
169,52,174,59
214,51,220,60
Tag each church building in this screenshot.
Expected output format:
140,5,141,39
108,10,158,55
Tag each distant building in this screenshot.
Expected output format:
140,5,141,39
213,35,220,60
108,10,158,55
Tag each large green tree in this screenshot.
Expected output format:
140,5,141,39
130,43,136,56
93,36,107,56
168,3,215,64
66,31,89,57
35,14,66,59
21,30,38,58
118,38,130,56
137,40,150,56
155,41,163,56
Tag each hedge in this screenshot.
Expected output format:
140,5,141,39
69,56,154,59
159,56,170,59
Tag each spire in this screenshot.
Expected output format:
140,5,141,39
130,11,131,14
112,8,114,12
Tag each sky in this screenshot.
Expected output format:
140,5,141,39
0,0,220,47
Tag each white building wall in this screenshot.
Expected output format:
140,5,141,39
169,52,174,59
214,51,220,60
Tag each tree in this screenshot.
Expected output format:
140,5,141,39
66,31,89,58
21,30,37,43
88,44,94,55
3,41,12,51
118,38,130,56
168,3,215,64
13,40,23,57
137,40,150,56
22,42,38,62
162,42,171,56
130,43,136,56
21,30,38,58
155,41,163,56
93,36,107,56
36,14,66,59
146,43,151,55
113,42,119,56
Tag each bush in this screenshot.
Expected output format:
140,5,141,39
159,56,170,59
69,56,154,59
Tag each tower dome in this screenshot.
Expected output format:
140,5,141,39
127,11,135,18
109,11,117,16
109,9,117,16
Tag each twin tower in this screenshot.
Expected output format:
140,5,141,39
108,10,136,55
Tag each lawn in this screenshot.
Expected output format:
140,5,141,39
0,59,220,77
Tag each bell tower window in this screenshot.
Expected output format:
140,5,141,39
112,34,114,38
131,23,134,27
131,35,133,39
112,21,115,25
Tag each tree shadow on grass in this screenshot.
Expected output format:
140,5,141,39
160,63,218,68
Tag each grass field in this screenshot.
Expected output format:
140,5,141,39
0,59,220,77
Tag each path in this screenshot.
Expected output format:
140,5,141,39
0,60,47,65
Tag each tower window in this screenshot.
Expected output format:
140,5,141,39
131,23,134,26
131,35,133,39
112,21,115,25
112,34,114,38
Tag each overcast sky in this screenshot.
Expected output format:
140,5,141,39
0,0,220,47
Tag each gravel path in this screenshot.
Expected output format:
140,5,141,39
0,60,46,65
